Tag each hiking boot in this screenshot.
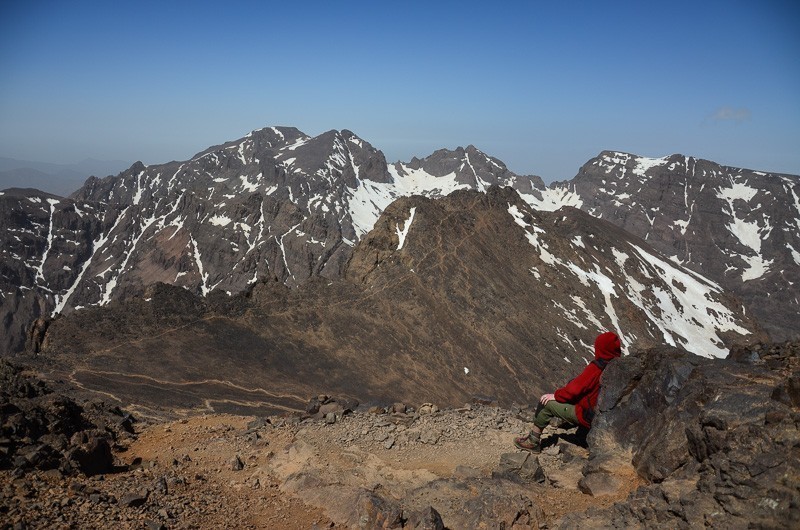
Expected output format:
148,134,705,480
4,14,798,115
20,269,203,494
514,435,541,453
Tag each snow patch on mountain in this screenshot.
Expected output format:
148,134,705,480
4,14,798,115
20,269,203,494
716,180,774,281
633,156,669,178
132,171,146,205
594,152,668,182
526,186,583,212
239,175,259,193
347,163,475,239
34,198,60,287
390,164,469,197
507,202,748,358
396,207,416,250
284,136,310,152
625,245,750,357
52,207,131,315
209,214,232,227
347,180,395,239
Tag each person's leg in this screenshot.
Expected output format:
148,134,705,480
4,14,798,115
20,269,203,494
534,400,578,429
515,401,578,452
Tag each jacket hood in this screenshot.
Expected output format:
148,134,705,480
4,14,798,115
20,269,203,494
594,331,622,360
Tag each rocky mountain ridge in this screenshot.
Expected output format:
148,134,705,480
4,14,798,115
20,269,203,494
25,187,761,421
3,125,797,357
0,127,542,355
546,151,800,341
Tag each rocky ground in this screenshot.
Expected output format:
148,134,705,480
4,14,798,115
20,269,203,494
2,341,798,529
0,404,635,529
1,362,635,529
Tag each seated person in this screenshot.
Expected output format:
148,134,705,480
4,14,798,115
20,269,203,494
514,331,622,453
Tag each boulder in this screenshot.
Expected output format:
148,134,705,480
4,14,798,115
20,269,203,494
577,471,621,496
353,490,404,529
119,490,149,508
405,506,444,529
493,452,545,484
570,344,800,528
67,435,114,476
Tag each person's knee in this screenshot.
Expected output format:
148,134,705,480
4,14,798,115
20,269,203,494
533,404,554,429
544,400,562,415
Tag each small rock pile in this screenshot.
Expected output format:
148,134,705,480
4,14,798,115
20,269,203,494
292,395,530,453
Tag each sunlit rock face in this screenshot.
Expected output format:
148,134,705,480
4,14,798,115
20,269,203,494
1,128,796,358
542,151,800,341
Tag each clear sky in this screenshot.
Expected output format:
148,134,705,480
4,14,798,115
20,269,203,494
1,0,798,183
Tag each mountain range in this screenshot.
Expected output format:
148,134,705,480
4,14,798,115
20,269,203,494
0,157,130,198
1,124,798,528
1,125,798,412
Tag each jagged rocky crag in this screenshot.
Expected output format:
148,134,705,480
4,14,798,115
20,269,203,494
562,340,800,528
32,187,760,418
553,151,800,341
2,127,798,357
0,359,135,478
0,188,108,354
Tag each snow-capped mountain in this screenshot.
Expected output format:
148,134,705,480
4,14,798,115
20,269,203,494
348,188,756,360
542,151,800,341
0,127,547,354
1,126,794,357
345,144,545,237
35,188,760,416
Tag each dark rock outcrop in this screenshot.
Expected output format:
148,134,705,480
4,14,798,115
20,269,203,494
0,359,135,476
562,341,800,528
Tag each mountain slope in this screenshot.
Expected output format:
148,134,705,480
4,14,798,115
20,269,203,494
540,151,800,340
0,128,543,355
2,127,794,358
32,187,759,418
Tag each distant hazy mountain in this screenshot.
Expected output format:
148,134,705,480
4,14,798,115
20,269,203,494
0,157,130,197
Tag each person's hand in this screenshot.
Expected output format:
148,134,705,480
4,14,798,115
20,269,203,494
540,393,555,405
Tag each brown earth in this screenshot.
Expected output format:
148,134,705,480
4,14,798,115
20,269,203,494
33,188,760,428
1,406,641,529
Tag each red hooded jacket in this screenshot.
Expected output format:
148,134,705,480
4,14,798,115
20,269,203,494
553,331,622,428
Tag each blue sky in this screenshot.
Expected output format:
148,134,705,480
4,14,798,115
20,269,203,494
1,0,798,183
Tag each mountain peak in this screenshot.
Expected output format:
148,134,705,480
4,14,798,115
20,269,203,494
128,161,147,173
1,124,797,361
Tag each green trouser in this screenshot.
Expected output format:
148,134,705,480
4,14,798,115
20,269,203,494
533,400,579,430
